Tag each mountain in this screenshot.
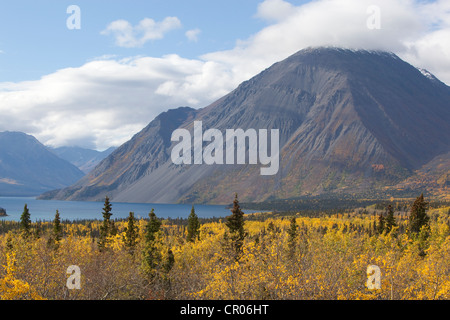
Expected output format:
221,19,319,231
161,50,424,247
0,131,85,196
40,47,450,204
50,146,117,174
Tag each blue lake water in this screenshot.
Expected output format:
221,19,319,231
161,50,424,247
0,197,251,222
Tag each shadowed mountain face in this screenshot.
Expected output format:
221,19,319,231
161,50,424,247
0,132,85,196
41,47,450,204
50,146,117,174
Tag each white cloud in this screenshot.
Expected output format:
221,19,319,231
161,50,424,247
1,0,449,151
101,17,182,48
255,0,296,22
185,28,201,42
398,0,450,83
0,55,235,150
203,0,450,85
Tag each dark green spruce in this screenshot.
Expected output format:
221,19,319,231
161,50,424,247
384,205,397,234
98,196,113,251
142,209,162,276
123,212,138,253
287,216,298,258
47,210,63,249
408,194,430,237
225,193,246,260
187,205,200,242
20,204,31,238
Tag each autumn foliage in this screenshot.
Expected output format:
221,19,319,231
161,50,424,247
0,195,450,300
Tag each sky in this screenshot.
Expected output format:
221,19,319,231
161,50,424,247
0,0,449,151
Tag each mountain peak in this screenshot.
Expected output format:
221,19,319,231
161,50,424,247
300,45,395,54
42,48,450,204
0,131,85,196
1,130,38,141
289,46,401,60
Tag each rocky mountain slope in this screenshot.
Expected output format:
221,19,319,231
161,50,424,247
40,47,450,204
50,146,116,174
0,132,85,196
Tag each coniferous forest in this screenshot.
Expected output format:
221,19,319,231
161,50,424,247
0,194,450,300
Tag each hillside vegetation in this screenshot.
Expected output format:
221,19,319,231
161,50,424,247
1,195,450,300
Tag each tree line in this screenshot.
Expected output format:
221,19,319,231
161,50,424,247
0,192,449,300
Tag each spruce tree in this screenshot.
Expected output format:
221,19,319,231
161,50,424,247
287,216,298,259
225,193,246,260
143,209,162,275
53,210,62,243
408,194,430,238
376,213,385,235
5,233,13,251
187,205,200,242
48,210,63,249
384,205,397,234
98,196,113,251
124,212,138,253
145,209,162,243
164,249,175,274
20,204,31,238
110,220,118,236
267,221,275,234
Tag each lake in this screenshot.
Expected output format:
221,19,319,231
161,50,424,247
0,197,252,222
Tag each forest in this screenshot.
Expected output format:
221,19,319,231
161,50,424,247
0,194,449,300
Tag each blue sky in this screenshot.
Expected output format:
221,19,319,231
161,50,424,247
0,0,448,150
0,0,306,82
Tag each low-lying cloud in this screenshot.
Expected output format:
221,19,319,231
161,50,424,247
1,0,449,151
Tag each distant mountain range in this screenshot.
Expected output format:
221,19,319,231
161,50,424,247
0,132,85,196
50,146,116,174
39,47,450,204
0,132,116,196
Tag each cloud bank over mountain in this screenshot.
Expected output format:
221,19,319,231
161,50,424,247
0,0,449,150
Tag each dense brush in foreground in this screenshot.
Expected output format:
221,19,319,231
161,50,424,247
0,196,450,300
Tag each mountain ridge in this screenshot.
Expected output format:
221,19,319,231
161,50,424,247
0,131,85,196
39,47,450,204
50,146,117,174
